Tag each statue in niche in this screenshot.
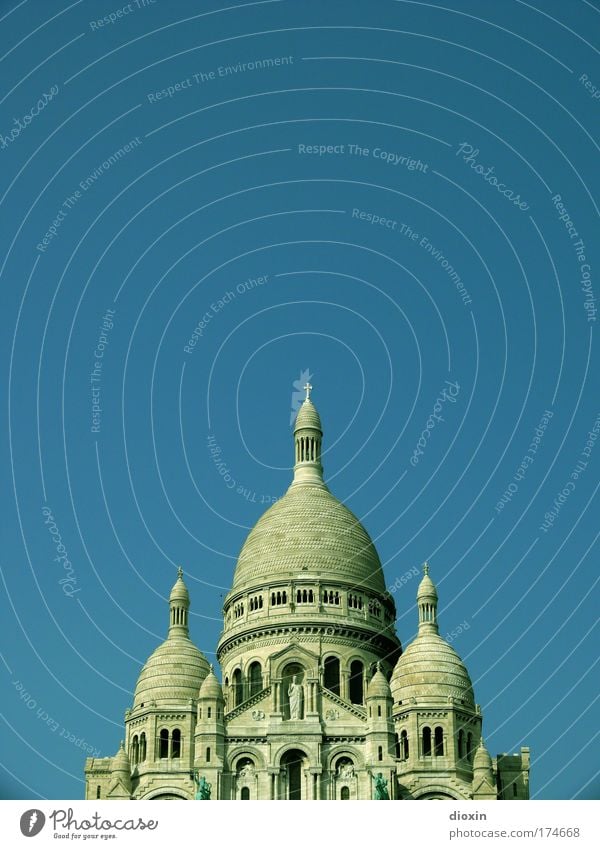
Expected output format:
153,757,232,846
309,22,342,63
288,674,303,719
194,773,212,800
239,763,254,780
373,773,389,800
338,763,354,780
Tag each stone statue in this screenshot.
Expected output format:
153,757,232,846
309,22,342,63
373,773,389,800
194,772,212,800
288,674,303,719
339,763,354,780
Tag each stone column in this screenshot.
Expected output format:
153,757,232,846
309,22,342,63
341,670,350,701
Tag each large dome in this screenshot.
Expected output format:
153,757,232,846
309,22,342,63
390,632,474,706
133,635,210,708
231,480,387,594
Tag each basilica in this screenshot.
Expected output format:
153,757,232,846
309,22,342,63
84,389,530,800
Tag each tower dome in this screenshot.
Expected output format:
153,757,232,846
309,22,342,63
133,569,210,708
199,665,224,700
367,663,392,699
390,565,474,706
229,387,387,595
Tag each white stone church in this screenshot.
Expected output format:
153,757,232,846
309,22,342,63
84,389,530,800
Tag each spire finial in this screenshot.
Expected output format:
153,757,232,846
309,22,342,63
423,561,429,576
304,381,312,401
177,566,183,579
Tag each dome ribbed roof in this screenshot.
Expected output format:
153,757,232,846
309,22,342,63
294,399,322,432
231,481,386,593
473,739,493,771
367,666,391,699
112,741,130,774
417,570,437,600
133,636,210,707
199,667,223,700
390,633,474,706
169,573,190,603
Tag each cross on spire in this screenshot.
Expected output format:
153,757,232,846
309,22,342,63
423,561,429,576
304,382,312,401
177,566,183,579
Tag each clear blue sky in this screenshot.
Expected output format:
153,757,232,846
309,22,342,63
0,0,598,800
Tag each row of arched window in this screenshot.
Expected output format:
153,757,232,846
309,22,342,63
228,588,389,620
368,600,381,617
130,733,146,764
226,661,264,707
296,435,320,463
225,657,367,708
270,590,288,606
394,727,476,761
171,607,187,626
130,728,181,763
296,588,314,604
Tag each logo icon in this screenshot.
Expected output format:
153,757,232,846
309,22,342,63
19,809,45,837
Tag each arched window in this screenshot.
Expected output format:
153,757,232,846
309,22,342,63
207,707,212,719
171,728,181,759
377,705,382,717
401,729,409,760
378,746,383,761
206,747,211,762
323,656,340,695
467,733,473,762
232,668,243,706
434,726,444,756
341,786,350,800
248,661,262,696
349,660,364,704
139,732,146,762
282,590,287,603
458,730,465,759
241,787,250,800
131,735,139,765
96,785,101,799
422,726,432,757
159,728,169,759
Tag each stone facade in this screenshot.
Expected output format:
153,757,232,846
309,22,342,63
84,391,530,800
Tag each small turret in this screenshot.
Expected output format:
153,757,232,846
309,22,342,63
292,383,324,486
472,738,497,800
169,567,190,638
107,741,131,800
417,562,439,635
